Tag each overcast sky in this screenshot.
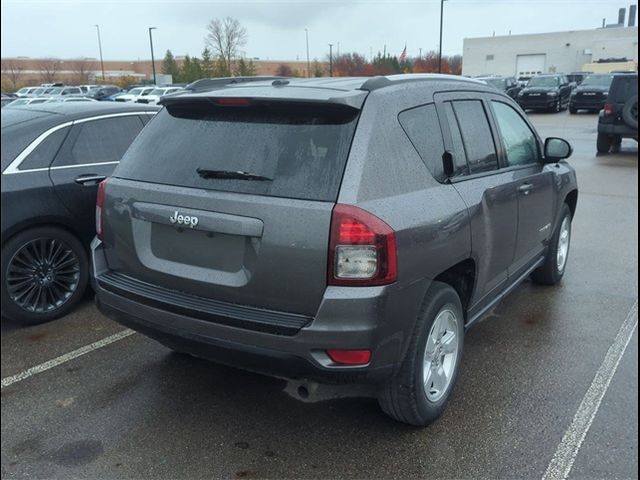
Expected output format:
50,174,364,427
1,0,636,61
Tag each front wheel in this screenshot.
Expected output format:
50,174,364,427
378,282,464,426
1,226,88,325
532,204,572,285
569,106,577,114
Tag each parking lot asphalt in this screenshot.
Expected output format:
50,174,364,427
1,110,638,479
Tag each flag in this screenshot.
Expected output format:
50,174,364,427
399,44,407,62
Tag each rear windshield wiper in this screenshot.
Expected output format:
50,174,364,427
196,168,272,182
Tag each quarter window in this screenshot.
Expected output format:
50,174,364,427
19,127,70,170
398,104,445,177
491,101,539,167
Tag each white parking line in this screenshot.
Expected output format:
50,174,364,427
1,329,136,389
542,299,638,480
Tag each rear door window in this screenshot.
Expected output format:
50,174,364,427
450,100,498,174
115,103,360,202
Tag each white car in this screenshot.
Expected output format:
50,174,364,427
135,87,184,105
115,86,156,103
44,96,98,103
14,87,40,98
5,97,51,107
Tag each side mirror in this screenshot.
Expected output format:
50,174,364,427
544,137,572,162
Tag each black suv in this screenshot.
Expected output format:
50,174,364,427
476,76,522,99
569,73,614,114
517,74,573,112
92,75,578,426
1,102,158,324
597,73,638,153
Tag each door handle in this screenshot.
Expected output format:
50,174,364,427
518,183,533,195
75,174,106,186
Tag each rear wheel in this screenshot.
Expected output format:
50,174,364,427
1,226,88,325
378,282,464,426
596,133,612,153
532,204,572,286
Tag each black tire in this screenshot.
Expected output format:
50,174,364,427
378,282,464,426
569,106,577,114
611,136,622,153
532,204,572,286
552,99,561,113
596,133,612,153
1,226,88,325
622,94,638,129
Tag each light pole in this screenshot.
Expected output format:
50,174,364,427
328,43,334,77
94,25,105,81
438,0,447,73
148,27,157,85
305,28,310,78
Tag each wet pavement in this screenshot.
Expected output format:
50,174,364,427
1,110,638,479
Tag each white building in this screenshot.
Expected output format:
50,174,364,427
462,26,638,78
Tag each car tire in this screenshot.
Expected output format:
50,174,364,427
596,133,612,153
1,226,88,326
622,94,638,129
532,204,572,286
569,106,577,114
378,282,464,426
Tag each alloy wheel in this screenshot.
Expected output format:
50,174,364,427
6,238,80,314
423,308,460,402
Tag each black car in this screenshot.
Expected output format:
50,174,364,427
569,74,615,114
517,74,573,112
1,102,158,325
566,72,592,86
597,73,638,153
86,85,122,101
476,76,522,99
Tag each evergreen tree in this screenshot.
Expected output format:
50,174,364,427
161,50,180,81
201,47,215,78
234,58,257,76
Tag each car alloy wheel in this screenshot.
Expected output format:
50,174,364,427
6,237,81,314
423,307,460,402
556,215,571,273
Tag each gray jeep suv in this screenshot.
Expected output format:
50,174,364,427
92,74,578,426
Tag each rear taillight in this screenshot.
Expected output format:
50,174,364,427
96,178,109,240
603,103,615,116
328,204,397,286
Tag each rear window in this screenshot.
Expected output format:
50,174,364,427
115,102,359,202
611,76,638,102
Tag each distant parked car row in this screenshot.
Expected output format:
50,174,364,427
477,72,637,117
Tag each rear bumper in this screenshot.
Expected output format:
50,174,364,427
518,97,557,110
570,98,606,110
598,121,638,138
91,239,424,384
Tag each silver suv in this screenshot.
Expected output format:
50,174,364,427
92,74,578,426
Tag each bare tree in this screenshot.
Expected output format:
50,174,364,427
68,58,97,84
205,17,247,76
37,58,62,83
1,59,25,89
